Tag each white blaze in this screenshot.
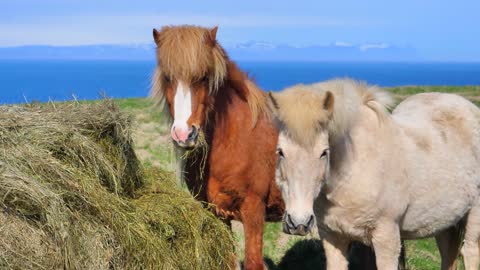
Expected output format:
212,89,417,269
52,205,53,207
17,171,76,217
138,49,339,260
173,80,192,130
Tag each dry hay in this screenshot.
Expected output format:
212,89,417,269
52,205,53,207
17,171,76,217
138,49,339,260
180,130,209,182
0,101,235,270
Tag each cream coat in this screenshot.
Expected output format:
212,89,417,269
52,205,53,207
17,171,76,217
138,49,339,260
270,79,480,270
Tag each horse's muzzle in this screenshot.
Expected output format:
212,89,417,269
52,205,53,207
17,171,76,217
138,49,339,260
173,125,198,149
283,213,315,236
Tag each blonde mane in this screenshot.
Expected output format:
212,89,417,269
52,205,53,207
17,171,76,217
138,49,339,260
271,78,394,147
244,79,268,126
150,25,267,125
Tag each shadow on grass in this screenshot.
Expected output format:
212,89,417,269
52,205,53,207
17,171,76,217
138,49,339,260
264,239,378,270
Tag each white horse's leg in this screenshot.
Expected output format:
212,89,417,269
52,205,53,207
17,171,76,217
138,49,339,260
322,235,350,270
464,201,480,270
371,220,401,270
435,224,464,270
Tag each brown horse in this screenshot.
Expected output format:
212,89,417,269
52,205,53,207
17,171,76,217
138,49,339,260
151,25,284,270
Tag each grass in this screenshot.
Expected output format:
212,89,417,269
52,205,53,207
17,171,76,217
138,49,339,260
115,98,165,124
118,85,480,269
386,85,480,107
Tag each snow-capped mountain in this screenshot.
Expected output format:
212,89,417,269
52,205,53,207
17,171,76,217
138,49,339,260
0,41,419,61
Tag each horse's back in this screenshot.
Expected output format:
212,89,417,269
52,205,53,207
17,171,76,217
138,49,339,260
392,93,480,237
394,92,480,119
393,92,480,155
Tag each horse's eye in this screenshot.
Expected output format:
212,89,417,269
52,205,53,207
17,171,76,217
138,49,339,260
164,75,171,83
277,148,284,158
320,149,329,159
201,75,208,83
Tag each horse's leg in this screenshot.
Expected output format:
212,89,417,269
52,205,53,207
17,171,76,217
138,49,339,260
240,194,266,270
435,224,464,270
463,201,480,270
371,220,401,270
322,234,350,270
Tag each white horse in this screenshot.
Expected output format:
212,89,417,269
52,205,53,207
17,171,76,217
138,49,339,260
268,79,480,270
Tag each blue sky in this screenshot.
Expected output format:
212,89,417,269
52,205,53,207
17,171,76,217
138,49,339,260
1,0,479,60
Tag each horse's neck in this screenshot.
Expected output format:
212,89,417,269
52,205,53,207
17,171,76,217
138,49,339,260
210,81,252,139
325,105,394,194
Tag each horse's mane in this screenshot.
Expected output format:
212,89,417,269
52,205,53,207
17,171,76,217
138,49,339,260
272,78,394,147
150,25,266,125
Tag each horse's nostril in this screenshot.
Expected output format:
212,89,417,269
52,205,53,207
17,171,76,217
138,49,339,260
307,215,314,227
286,214,296,228
188,126,198,140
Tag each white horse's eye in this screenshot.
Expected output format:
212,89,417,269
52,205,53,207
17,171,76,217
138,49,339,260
320,149,329,159
276,148,285,158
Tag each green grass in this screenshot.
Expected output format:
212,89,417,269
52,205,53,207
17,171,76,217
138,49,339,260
405,239,465,270
116,97,165,124
405,239,441,270
263,222,304,264
117,85,479,269
386,85,480,107
387,85,480,95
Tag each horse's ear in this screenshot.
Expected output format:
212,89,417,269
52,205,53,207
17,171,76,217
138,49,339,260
323,91,334,116
206,26,218,46
153,28,161,45
267,91,280,115
210,26,218,41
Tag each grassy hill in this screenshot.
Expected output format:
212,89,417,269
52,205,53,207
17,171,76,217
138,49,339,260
117,85,480,270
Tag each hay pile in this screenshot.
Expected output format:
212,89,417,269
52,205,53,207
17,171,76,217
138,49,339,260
0,101,235,270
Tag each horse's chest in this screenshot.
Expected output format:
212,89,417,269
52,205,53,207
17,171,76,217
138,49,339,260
315,198,377,244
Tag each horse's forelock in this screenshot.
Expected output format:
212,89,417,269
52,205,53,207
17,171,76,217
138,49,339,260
153,25,227,95
150,25,267,126
273,79,393,148
273,88,330,148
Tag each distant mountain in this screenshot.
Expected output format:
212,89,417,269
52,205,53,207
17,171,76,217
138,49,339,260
225,41,420,62
0,42,421,61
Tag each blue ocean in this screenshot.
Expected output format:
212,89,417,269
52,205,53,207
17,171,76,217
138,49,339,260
1,60,480,104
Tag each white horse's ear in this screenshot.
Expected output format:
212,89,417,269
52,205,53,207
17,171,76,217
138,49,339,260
267,91,280,115
323,91,334,116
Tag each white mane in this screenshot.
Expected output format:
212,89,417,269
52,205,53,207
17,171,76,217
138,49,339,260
271,78,394,146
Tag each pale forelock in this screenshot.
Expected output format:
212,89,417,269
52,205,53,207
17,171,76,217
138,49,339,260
273,78,394,147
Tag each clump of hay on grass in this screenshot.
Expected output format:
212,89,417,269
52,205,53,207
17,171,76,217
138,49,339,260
0,101,235,270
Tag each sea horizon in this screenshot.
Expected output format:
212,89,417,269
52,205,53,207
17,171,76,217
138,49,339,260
1,59,480,104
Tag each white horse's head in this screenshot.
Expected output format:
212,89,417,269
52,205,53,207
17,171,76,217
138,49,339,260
268,79,393,236
276,129,331,235
268,88,335,236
